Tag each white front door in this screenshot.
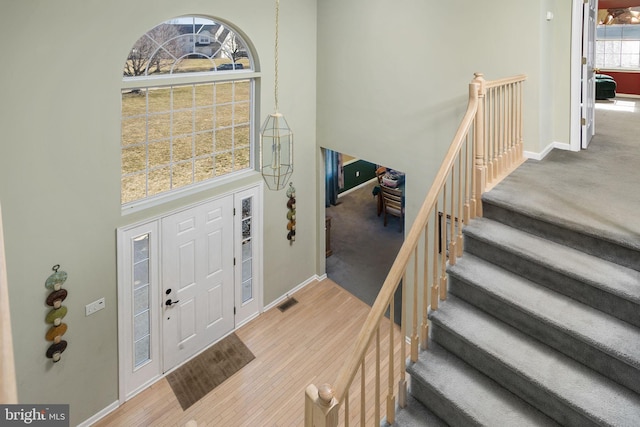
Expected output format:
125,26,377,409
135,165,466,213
118,186,263,400
161,196,234,372
582,0,597,149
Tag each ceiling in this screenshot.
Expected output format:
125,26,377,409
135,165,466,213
599,0,640,9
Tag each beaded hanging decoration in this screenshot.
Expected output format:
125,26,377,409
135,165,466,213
286,182,296,242
44,264,69,363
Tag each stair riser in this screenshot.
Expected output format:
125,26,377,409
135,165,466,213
409,377,482,427
464,235,640,328
448,274,640,395
388,395,448,427
483,202,639,272
431,322,598,427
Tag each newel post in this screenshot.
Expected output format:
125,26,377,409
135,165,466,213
305,383,339,427
472,72,487,218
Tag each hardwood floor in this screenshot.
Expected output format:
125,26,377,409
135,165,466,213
95,279,405,426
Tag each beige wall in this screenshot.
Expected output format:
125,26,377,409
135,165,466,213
0,0,575,424
0,1,316,425
316,0,573,230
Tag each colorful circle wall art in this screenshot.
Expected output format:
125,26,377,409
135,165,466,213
44,264,68,363
286,183,296,242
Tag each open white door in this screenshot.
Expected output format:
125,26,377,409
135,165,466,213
161,196,235,372
582,0,598,149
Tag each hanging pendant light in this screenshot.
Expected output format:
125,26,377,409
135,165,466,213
260,0,293,190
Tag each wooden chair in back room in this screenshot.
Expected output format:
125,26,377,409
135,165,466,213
380,185,404,231
374,167,387,216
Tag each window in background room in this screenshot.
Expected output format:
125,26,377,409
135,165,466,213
121,16,256,206
596,8,640,70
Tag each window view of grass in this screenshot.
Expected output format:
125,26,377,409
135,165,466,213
121,77,252,204
120,12,254,205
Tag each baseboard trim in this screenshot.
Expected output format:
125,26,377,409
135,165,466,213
338,177,378,198
78,400,119,427
263,275,323,312
524,142,573,161
617,93,640,99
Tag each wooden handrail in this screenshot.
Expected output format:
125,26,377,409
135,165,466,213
332,82,480,405
306,73,526,426
0,203,18,403
484,74,527,89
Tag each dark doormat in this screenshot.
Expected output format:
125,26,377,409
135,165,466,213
166,333,255,410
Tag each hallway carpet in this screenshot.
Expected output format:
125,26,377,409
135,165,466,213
485,97,640,270
325,182,403,311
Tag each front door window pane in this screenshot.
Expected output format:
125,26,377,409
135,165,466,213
132,233,152,368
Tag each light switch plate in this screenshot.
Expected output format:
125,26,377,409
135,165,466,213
86,297,105,316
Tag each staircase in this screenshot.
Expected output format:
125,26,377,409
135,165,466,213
394,190,640,426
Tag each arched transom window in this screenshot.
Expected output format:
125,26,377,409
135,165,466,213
121,16,256,206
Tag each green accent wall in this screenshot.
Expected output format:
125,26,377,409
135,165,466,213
340,160,377,193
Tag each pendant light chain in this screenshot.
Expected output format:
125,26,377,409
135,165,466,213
274,0,280,113
259,0,293,191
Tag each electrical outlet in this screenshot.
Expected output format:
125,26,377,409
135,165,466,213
86,297,105,316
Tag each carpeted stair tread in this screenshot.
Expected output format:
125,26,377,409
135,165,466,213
448,253,640,371
481,194,640,272
429,295,640,426
407,341,560,426
387,395,448,427
464,217,640,305
482,180,640,254
447,254,640,394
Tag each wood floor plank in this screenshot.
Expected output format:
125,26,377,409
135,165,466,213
94,279,405,426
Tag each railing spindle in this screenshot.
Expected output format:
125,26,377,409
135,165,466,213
440,182,448,299
469,128,477,218
519,81,524,158
510,83,514,163
448,168,456,266
398,272,407,409
464,134,471,224
456,149,464,258
431,205,439,311
360,360,365,426
375,329,380,425
490,85,495,177
387,293,396,424
344,390,349,427
421,222,429,350
411,246,419,362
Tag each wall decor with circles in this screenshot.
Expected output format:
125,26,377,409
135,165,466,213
286,182,296,242
44,264,68,363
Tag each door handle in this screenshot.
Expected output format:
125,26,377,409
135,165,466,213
165,298,180,306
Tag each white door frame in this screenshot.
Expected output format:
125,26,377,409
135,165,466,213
116,183,263,403
233,186,263,328
117,221,161,403
570,0,598,151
